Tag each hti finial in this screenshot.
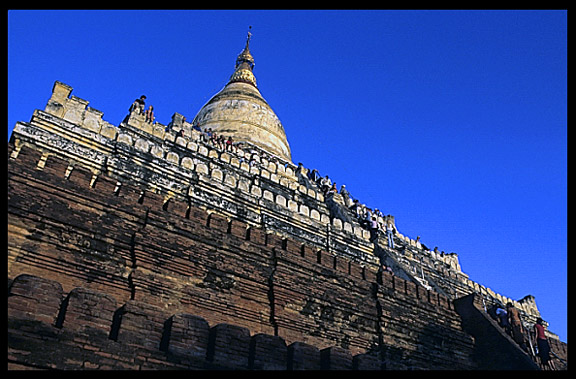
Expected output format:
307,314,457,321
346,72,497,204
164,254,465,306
246,26,252,47
230,25,256,86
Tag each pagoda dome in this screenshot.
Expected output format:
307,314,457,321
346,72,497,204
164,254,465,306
192,28,292,162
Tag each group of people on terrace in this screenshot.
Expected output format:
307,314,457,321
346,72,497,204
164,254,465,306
295,163,397,249
129,95,155,124
198,128,240,155
197,127,279,170
128,96,255,159
348,199,397,247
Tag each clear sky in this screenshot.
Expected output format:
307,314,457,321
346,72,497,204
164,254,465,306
8,10,567,342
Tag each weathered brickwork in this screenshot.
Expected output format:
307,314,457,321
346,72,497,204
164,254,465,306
8,81,567,370
7,143,477,369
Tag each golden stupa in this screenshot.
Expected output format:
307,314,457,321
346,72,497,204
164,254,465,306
192,28,292,162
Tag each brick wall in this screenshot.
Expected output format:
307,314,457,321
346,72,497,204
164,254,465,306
8,142,483,369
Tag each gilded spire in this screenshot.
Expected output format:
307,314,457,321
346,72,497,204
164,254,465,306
192,26,292,162
229,26,257,87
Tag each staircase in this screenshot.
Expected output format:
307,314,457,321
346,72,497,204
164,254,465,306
372,239,451,297
454,293,540,370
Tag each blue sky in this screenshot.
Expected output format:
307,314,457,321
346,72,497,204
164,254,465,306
8,10,567,342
